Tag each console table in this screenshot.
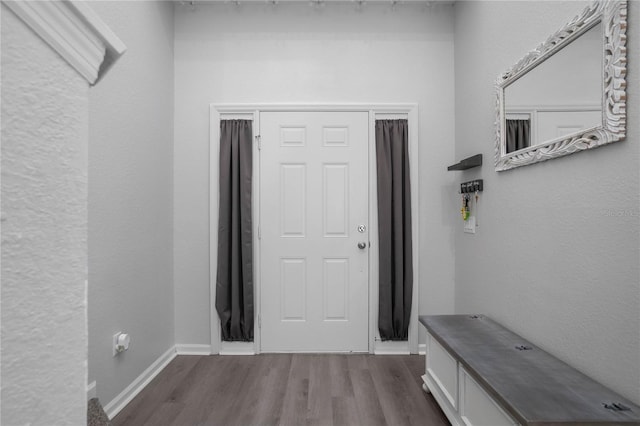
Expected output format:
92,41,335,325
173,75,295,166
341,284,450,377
420,315,640,425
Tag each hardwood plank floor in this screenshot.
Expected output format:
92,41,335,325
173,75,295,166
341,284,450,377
112,354,449,426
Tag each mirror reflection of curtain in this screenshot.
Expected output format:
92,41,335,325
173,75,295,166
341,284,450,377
375,119,413,341
216,119,254,342
506,119,531,153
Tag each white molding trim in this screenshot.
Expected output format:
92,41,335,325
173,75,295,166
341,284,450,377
104,346,177,420
407,106,420,354
418,343,426,355
213,103,418,113
220,341,256,356
210,105,221,355
210,103,419,355
3,0,126,85
374,340,411,355
176,344,213,356
87,381,97,401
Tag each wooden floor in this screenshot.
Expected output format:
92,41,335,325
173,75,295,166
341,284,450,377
112,354,449,426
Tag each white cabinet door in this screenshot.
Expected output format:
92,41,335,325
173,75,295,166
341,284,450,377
459,368,518,426
426,334,459,410
423,332,519,426
260,111,369,352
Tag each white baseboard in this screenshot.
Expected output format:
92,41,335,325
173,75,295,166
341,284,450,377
87,381,97,401
104,346,177,420
373,340,410,355
176,344,212,355
418,343,426,355
220,341,255,355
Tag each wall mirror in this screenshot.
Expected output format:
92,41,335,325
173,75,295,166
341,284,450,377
495,0,627,171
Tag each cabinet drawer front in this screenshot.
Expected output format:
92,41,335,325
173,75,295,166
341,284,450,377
426,334,458,409
459,368,518,426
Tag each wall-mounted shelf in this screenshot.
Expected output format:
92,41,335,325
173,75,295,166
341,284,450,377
447,154,482,171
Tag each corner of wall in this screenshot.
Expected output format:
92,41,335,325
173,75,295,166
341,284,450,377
88,0,177,407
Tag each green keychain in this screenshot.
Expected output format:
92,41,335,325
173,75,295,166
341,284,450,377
461,194,470,221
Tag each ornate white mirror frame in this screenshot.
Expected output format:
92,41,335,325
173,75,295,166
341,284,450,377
495,0,627,172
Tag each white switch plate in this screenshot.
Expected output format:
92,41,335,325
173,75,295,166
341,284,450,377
464,216,476,234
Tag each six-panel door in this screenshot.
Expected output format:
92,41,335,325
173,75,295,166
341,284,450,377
259,111,369,352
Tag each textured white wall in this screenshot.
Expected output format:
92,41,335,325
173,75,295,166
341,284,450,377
454,1,640,404
173,3,457,346
87,1,175,405
1,5,88,425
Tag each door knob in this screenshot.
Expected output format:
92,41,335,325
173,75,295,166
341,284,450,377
357,242,367,249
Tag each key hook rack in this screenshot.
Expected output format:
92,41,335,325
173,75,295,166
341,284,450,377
460,179,483,194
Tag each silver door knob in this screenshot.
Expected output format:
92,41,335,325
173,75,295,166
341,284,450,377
357,242,367,249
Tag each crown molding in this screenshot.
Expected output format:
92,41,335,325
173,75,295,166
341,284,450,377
3,0,126,85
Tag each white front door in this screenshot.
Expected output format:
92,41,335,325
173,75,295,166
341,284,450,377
259,111,369,352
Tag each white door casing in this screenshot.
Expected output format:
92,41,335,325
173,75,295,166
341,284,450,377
209,104,419,355
259,111,369,352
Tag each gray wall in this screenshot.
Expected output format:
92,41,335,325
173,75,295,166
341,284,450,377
453,1,640,404
173,2,458,347
88,1,175,405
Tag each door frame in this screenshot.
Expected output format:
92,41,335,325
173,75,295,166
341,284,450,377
209,103,419,355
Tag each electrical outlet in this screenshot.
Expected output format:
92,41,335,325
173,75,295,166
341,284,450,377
112,332,130,356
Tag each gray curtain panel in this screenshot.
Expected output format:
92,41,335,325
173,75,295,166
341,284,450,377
216,119,254,342
375,119,413,341
506,119,530,153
